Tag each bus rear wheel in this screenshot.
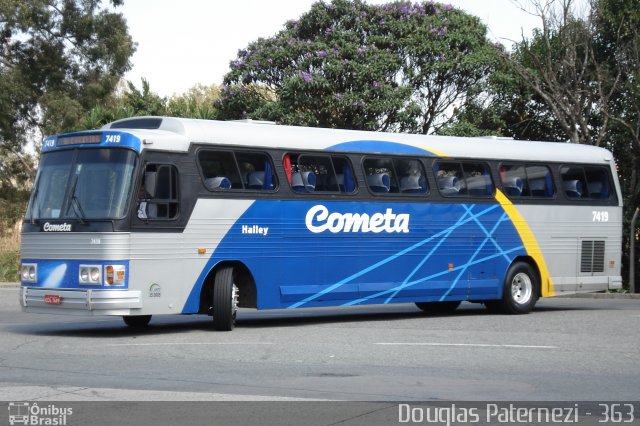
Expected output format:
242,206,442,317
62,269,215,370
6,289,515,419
415,301,461,314
123,315,151,328
486,262,539,314
213,266,238,331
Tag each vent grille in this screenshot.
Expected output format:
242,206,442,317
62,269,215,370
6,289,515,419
581,240,605,273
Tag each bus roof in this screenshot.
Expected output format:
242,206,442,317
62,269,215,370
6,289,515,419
100,116,614,165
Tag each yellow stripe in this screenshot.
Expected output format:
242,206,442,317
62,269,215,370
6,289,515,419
418,145,448,157
494,190,556,297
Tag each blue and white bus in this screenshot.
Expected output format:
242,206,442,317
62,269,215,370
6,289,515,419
19,117,623,330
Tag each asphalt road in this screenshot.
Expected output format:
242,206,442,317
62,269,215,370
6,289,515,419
1,287,639,402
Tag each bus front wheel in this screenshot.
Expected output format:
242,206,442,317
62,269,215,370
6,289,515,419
486,262,539,314
123,315,151,328
213,266,238,331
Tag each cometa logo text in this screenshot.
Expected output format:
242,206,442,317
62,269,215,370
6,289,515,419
305,205,410,234
43,222,72,232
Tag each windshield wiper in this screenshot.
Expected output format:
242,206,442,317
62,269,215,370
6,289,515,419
70,194,87,224
67,169,86,224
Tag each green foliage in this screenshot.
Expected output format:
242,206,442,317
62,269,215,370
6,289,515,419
80,80,223,128
0,248,19,282
218,0,499,133
166,84,221,119
0,0,136,187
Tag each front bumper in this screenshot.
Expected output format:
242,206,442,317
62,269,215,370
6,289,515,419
20,286,142,316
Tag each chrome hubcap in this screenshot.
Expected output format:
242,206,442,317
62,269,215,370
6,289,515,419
231,284,239,319
511,272,532,305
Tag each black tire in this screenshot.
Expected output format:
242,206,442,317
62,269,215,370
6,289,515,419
415,301,461,314
487,262,539,314
123,315,152,328
213,266,237,331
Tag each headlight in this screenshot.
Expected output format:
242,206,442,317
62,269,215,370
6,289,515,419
79,265,101,285
20,263,37,283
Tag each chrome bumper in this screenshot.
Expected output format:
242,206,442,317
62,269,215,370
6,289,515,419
20,286,142,315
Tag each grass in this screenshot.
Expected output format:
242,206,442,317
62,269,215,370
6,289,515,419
0,220,21,282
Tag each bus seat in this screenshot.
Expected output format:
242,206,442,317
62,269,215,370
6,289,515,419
367,173,391,193
292,171,316,192
438,176,459,195
588,181,608,199
400,175,426,193
503,177,523,196
563,179,582,198
204,176,232,190
529,178,546,196
248,171,265,189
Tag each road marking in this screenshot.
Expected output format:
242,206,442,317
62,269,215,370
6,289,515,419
374,342,558,349
106,342,275,347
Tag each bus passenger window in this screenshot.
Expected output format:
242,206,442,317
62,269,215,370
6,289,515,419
287,153,341,193
585,167,610,199
198,150,241,190
561,166,588,199
464,163,494,196
526,165,554,197
198,150,277,191
331,157,357,193
435,161,465,196
236,152,276,191
396,158,428,194
499,164,526,197
364,158,398,194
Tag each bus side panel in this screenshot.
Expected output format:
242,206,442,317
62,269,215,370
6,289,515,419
515,204,622,294
187,200,527,310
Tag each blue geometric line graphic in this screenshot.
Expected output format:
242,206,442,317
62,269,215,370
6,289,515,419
438,212,508,301
462,205,513,264
287,203,502,309
343,245,524,306
382,208,473,304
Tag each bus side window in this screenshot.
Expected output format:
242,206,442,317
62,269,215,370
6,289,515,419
463,162,494,196
395,158,428,194
585,167,610,199
236,152,277,191
330,156,357,193
198,150,242,190
289,154,339,193
364,158,398,194
139,164,179,220
499,164,526,197
435,161,465,196
560,165,588,199
526,165,554,198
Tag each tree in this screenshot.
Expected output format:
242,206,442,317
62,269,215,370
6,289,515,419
217,0,499,133
166,84,221,119
0,0,136,186
504,0,620,146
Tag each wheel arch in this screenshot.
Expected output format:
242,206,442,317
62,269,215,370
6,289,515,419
198,261,257,314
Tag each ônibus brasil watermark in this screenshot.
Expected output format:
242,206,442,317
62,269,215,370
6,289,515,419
8,402,73,426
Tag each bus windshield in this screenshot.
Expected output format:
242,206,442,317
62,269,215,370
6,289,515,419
26,148,138,221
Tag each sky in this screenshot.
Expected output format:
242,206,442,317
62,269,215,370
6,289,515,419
118,0,543,98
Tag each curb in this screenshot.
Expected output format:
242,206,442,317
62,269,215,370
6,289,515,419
0,282,20,288
555,292,640,299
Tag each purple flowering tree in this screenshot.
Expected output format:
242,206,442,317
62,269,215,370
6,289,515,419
217,0,498,133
